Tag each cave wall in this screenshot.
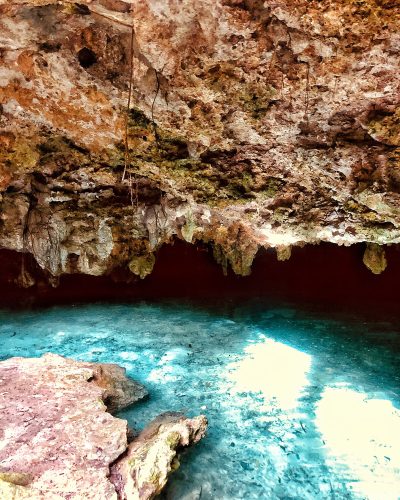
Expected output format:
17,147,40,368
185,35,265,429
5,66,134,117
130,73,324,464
0,0,400,286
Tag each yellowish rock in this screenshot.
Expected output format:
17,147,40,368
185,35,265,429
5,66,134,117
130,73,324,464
363,243,387,274
129,254,156,279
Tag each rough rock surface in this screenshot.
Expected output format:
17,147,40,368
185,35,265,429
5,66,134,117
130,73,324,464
110,413,208,500
89,361,148,413
0,354,205,499
0,353,135,498
0,0,399,280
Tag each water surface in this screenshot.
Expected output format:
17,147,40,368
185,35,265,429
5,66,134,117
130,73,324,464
0,301,399,499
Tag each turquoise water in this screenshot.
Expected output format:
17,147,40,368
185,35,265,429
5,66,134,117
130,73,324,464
0,301,399,500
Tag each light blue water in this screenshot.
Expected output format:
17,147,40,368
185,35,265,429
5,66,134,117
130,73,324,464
0,301,399,500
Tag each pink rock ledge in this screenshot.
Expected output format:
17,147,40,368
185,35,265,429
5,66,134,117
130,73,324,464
0,353,207,499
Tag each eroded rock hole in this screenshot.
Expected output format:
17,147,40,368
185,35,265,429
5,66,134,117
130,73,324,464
77,47,97,68
39,42,61,53
74,3,91,15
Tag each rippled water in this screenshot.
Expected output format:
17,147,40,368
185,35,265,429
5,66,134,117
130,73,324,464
0,301,399,499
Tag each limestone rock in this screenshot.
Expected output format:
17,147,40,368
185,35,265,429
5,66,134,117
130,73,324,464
363,243,388,275
1,0,400,278
0,354,146,499
110,412,208,500
276,245,292,262
128,254,156,280
0,354,206,499
0,477,57,500
86,361,148,413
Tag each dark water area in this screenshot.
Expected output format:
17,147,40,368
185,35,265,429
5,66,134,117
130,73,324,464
0,242,400,318
0,299,399,499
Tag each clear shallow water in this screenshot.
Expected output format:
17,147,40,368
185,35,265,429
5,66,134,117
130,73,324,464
0,301,399,500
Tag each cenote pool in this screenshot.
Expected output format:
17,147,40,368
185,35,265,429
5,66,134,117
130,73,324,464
0,301,399,500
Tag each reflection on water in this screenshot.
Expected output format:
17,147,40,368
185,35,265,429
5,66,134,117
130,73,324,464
316,386,400,500
227,337,312,410
0,302,399,499
226,335,400,499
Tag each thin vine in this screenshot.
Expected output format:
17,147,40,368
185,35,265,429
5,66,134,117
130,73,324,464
122,24,135,183
151,69,161,147
303,61,310,123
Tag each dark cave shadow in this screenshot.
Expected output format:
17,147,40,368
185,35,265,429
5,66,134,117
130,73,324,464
0,241,400,320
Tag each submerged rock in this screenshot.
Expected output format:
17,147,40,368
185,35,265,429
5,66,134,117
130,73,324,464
0,354,206,499
110,412,208,500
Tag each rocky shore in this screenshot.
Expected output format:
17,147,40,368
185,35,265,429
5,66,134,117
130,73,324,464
0,353,207,499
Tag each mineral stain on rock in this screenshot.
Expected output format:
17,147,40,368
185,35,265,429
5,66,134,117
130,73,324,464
0,0,399,287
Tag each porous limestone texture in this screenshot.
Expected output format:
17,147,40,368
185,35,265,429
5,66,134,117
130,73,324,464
0,0,400,279
110,413,208,500
0,353,206,499
0,354,136,499
90,360,148,413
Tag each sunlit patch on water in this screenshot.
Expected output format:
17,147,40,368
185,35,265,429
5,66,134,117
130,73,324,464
0,302,399,499
316,386,400,500
226,337,312,410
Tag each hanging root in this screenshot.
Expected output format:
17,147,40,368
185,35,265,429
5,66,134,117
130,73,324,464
303,61,310,122
122,24,135,182
151,68,162,147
